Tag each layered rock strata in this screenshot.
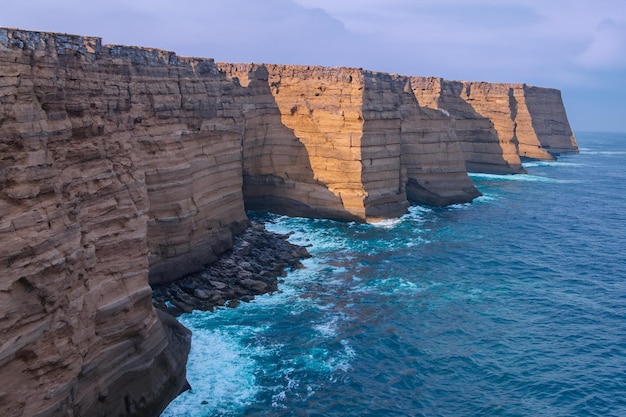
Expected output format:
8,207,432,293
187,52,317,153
218,63,480,217
1,27,577,417
396,77,481,205
362,71,480,208
0,28,246,417
411,77,525,174
411,77,578,173
511,85,578,156
218,64,362,221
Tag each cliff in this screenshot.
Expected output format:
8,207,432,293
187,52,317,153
0,28,246,416
218,63,479,217
0,27,576,417
411,77,578,173
511,84,578,156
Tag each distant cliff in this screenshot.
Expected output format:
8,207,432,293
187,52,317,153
0,28,577,417
411,77,578,173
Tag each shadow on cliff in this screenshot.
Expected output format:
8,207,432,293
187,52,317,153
221,64,362,222
437,82,523,174
524,86,578,155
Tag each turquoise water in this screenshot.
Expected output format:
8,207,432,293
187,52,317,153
162,132,626,417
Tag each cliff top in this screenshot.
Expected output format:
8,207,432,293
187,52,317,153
1,27,556,91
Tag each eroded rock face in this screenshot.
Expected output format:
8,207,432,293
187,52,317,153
219,63,362,221
219,63,480,218
400,89,481,206
411,77,525,174
0,28,245,417
512,85,578,156
221,63,405,221
123,54,248,286
411,77,578,173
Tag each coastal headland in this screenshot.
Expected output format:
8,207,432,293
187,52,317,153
0,28,577,416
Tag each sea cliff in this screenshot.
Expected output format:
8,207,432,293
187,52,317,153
411,77,578,173
0,28,577,416
218,63,481,218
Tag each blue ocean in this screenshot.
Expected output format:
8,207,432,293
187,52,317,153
162,132,626,417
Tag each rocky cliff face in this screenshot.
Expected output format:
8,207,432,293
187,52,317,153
1,27,577,417
0,28,249,417
411,77,525,174
397,76,481,205
512,85,578,156
122,53,248,287
219,63,479,219
411,77,578,173
219,63,373,221
361,71,480,211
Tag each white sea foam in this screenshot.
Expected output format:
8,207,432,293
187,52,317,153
352,276,424,296
523,161,583,168
337,339,356,370
265,338,355,409
582,150,626,156
265,207,435,258
161,318,269,417
267,221,351,255
406,236,431,247
393,205,431,226
369,217,403,229
474,193,499,203
162,272,354,415
408,205,433,215
267,311,356,409
449,192,498,208
312,311,349,337
469,172,566,183
448,202,472,210
313,320,338,338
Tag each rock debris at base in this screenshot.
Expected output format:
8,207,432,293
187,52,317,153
152,221,310,316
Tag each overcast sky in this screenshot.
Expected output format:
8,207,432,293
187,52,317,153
2,0,625,133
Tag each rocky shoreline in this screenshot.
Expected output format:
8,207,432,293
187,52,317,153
152,221,310,316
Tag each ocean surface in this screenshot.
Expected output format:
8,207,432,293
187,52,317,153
162,132,626,417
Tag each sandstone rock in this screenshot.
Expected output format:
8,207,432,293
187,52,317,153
220,63,377,221
411,77,578,172
411,77,525,174
125,56,248,286
511,85,578,156
0,28,225,417
219,64,481,216
397,77,482,205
